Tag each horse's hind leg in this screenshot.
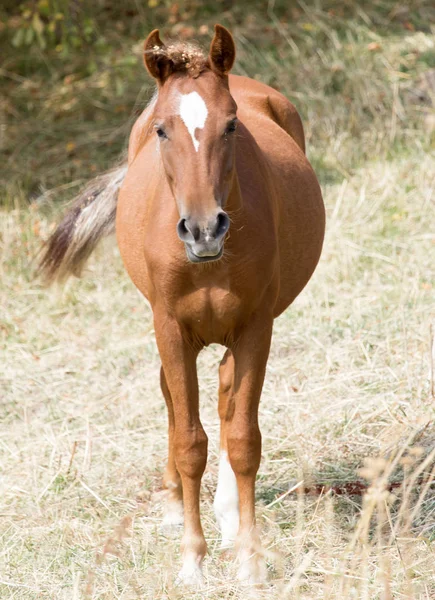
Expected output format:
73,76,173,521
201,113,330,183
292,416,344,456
160,367,183,527
214,350,240,549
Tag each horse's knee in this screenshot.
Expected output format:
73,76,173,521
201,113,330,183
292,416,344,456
174,426,208,479
227,421,261,477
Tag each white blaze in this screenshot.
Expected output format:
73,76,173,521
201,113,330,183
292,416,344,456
214,451,240,548
178,92,208,152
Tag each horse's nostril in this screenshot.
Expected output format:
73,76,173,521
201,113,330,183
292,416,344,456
215,212,230,238
177,217,200,243
177,217,193,242
178,213,229,245
177,218,188,239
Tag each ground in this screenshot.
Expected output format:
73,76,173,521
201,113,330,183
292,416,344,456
1,2,434,598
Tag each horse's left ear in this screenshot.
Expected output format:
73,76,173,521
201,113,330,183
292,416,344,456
208,24,236,75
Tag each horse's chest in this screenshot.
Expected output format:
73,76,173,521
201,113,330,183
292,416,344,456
174,286,243,344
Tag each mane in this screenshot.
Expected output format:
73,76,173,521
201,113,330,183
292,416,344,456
151,41,208,78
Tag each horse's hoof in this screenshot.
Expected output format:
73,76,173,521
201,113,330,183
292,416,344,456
175,558,204,587
237,549,267,585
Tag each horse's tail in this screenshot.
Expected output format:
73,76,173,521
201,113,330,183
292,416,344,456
38,162,128,284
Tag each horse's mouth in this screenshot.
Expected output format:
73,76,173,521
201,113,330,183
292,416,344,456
185,244,224,263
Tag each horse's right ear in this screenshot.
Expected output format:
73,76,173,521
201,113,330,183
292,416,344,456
143,29,173,83
208,24,236,75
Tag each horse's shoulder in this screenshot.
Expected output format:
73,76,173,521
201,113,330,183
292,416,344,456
229,75,305,153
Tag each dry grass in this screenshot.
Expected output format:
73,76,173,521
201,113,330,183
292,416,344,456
1,3,435,599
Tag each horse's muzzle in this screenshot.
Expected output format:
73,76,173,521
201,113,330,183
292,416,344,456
185,243,224,263
177,211,229,263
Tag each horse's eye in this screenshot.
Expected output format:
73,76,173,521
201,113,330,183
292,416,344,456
225,119,238,135
155,127,167,139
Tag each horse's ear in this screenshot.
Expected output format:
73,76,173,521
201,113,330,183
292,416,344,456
143,29,173,83
208,24,235,75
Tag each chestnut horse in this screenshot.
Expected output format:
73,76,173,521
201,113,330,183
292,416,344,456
40,25,325,585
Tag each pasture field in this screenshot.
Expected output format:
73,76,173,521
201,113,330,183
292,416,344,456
1,2,435,598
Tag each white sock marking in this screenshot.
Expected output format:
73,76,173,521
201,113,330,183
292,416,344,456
213,451,239,548
178,92,208,152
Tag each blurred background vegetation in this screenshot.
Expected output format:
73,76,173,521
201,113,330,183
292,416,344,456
1,0,434,204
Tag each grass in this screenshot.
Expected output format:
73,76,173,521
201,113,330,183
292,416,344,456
1,2,435,598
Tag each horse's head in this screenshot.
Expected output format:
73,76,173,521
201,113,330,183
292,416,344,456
144,25,237,263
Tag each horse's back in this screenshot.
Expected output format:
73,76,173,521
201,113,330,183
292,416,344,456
229,74,305,153
229,74,325,315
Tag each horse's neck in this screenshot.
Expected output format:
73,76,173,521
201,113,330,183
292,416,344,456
128,93,158,165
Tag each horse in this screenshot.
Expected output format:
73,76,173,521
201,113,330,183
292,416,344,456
39,24,325,585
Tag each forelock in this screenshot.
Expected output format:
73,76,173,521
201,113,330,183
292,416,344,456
151,41,207,78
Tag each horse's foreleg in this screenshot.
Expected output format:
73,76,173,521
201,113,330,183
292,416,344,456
154,314,207,586
160,367,183,527
227,315,273,583
214,349,240,549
